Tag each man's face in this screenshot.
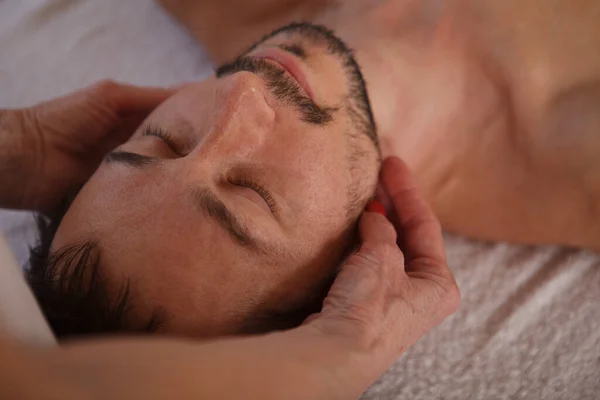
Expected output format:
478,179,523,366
51,23,380,337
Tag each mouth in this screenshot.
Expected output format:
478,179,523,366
252,47,315,102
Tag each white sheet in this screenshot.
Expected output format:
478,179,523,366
1,1,598,398
0,233,55,346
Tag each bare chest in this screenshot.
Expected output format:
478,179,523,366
461,0,600,135
331,0,600,163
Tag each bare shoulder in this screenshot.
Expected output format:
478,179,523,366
470,0,600,147
358,0,600,250
157,0,331,64
489,0,600,230
432,0,600,249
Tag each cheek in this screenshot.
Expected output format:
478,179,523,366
261,127,354,202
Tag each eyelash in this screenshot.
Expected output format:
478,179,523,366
142,126,184,156
141,125,277,215
230,176,278,214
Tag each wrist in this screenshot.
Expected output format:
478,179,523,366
51,330,374,399
283,324,377,398
0,110,31,209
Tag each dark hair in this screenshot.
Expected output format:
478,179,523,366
26,199,162,339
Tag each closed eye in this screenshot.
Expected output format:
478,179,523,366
140,125,279,216
142,126,185,156
230,177,278,215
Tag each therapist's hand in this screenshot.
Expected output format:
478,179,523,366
303,156,460,396
0,81,174,212
0,156,459,400
0,158,459,400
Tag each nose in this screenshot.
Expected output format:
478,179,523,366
203,71,276,156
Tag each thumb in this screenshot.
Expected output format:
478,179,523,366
83,80,177,117
31,80,176,156
359,203,397,249
82,81,177,146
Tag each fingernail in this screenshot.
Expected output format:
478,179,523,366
366,200,386,216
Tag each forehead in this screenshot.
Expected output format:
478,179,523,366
50,156,355,335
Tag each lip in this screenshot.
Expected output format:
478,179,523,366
252,47,315,102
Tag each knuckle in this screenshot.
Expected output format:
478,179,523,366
362,242,403,268
91,79,119,97
409,212,442,235
368,212,397,236
373,242,395,260
395,247,406,265
446,280,461,314
380,219,398,240
413,260,460,316
347,249,383,274
380,243,404,266
438,276,461,315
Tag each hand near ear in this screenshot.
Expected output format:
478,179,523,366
302,156,460,395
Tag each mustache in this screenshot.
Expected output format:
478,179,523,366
215,56,336,126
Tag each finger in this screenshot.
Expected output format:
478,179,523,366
88,80,176,116
355,210,405,275
375,183,393,215
360,207,398,247
380,156,446,266
323,211,401,309
108,113,150,146
375,182,400,233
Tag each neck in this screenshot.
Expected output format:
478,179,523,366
317,2,502,173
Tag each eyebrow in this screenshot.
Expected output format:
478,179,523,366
103,150,263,251
104,151,158,167
191,187,263,251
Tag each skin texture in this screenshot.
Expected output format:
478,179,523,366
160,0,600,250
0,151,459,399
51,27,380,337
